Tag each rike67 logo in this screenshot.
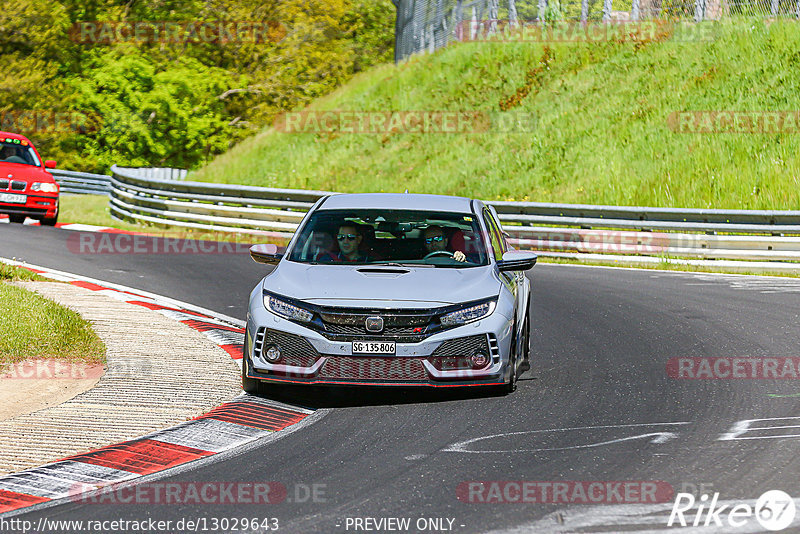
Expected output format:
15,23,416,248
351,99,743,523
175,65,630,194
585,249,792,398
668,490,796,531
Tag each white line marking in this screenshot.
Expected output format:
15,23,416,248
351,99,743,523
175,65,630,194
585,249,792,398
719,417,800,441
443,422,690,453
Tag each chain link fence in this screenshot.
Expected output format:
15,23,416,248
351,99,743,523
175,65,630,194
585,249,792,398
394,0,800,61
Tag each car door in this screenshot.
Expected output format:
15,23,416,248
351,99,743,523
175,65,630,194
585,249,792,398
484,207,528,336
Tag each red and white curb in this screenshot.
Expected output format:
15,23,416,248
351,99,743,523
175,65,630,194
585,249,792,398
0,259,319,516
1,258,245,359
0,215,135,234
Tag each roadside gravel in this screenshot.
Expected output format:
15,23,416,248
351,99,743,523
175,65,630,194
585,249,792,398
0,282,241,475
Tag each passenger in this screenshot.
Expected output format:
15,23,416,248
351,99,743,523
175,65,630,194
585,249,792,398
423,225,466,262
334,223,369,262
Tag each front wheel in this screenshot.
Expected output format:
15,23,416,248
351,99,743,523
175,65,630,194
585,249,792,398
8,214,25,224
40,211,58,226
518,314,531,374
505,351,518,393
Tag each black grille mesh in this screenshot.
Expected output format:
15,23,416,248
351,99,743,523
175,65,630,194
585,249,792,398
258,329,320,367
430,335,489,358
323,323,421,336
319,356,428,381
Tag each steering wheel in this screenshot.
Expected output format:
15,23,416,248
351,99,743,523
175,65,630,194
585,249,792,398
423,250,454,260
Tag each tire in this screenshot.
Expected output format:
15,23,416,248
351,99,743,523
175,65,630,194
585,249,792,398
518,314,531,374
8,214,25,224
505,351,518,394
502,319,520,394
40,213,58,226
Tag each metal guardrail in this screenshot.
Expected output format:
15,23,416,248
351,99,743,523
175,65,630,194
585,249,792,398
108,166,800,263
49,169,111,195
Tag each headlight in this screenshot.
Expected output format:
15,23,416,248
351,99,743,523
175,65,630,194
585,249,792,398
440,300,496,326
31,182,58,193
264,294,313,323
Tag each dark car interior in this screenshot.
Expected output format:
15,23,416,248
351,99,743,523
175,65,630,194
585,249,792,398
291,213,487,265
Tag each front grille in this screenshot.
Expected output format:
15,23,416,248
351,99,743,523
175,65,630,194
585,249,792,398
254,328,320,367
323,323,422,336
319,356,428,381
318,308,434,341
10,181,26,191
0,179,8,190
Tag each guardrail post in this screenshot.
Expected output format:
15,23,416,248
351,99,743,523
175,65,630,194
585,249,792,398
694,0,706,21
602,0,613,22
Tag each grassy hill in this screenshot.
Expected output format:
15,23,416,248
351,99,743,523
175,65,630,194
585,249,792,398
190,19,800,209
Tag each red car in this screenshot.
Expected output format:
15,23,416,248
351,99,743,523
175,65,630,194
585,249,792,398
0,131,59,225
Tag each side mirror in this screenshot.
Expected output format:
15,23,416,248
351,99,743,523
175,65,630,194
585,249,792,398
497,250,537,272
44,160,57,169
250,244,283,265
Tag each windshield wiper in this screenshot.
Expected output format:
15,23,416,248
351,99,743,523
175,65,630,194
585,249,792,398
372,262,435,268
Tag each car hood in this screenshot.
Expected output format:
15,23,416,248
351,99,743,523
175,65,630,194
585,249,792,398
0,163,53,182
262,262,501,307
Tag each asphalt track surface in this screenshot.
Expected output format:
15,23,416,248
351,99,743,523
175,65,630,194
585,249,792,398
3,223,800,533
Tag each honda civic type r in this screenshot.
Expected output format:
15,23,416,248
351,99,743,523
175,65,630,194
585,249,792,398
243,193,536,393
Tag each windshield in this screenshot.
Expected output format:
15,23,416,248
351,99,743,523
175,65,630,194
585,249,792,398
288,209,489,267
0,140,41,167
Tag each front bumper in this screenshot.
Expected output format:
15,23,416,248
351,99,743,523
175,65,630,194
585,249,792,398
244,302,514,388
0,193,58,219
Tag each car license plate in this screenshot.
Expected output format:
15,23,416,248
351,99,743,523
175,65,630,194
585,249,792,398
0,193,25,204
352,341,396,355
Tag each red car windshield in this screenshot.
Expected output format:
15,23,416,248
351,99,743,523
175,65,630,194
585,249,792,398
0,141,41,167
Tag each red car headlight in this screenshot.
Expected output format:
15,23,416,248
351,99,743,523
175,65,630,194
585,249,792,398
31,182,59,193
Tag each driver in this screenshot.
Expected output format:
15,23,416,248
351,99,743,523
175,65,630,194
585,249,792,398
423,225,466,262
334,223,369,262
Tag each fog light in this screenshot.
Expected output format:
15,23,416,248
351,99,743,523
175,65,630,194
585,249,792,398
264,345,282,363
470,352,489,369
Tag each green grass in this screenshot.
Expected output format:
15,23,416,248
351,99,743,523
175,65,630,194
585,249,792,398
189,19,800,209
0,281,106,366
0,263,45,282
59,194,144,231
